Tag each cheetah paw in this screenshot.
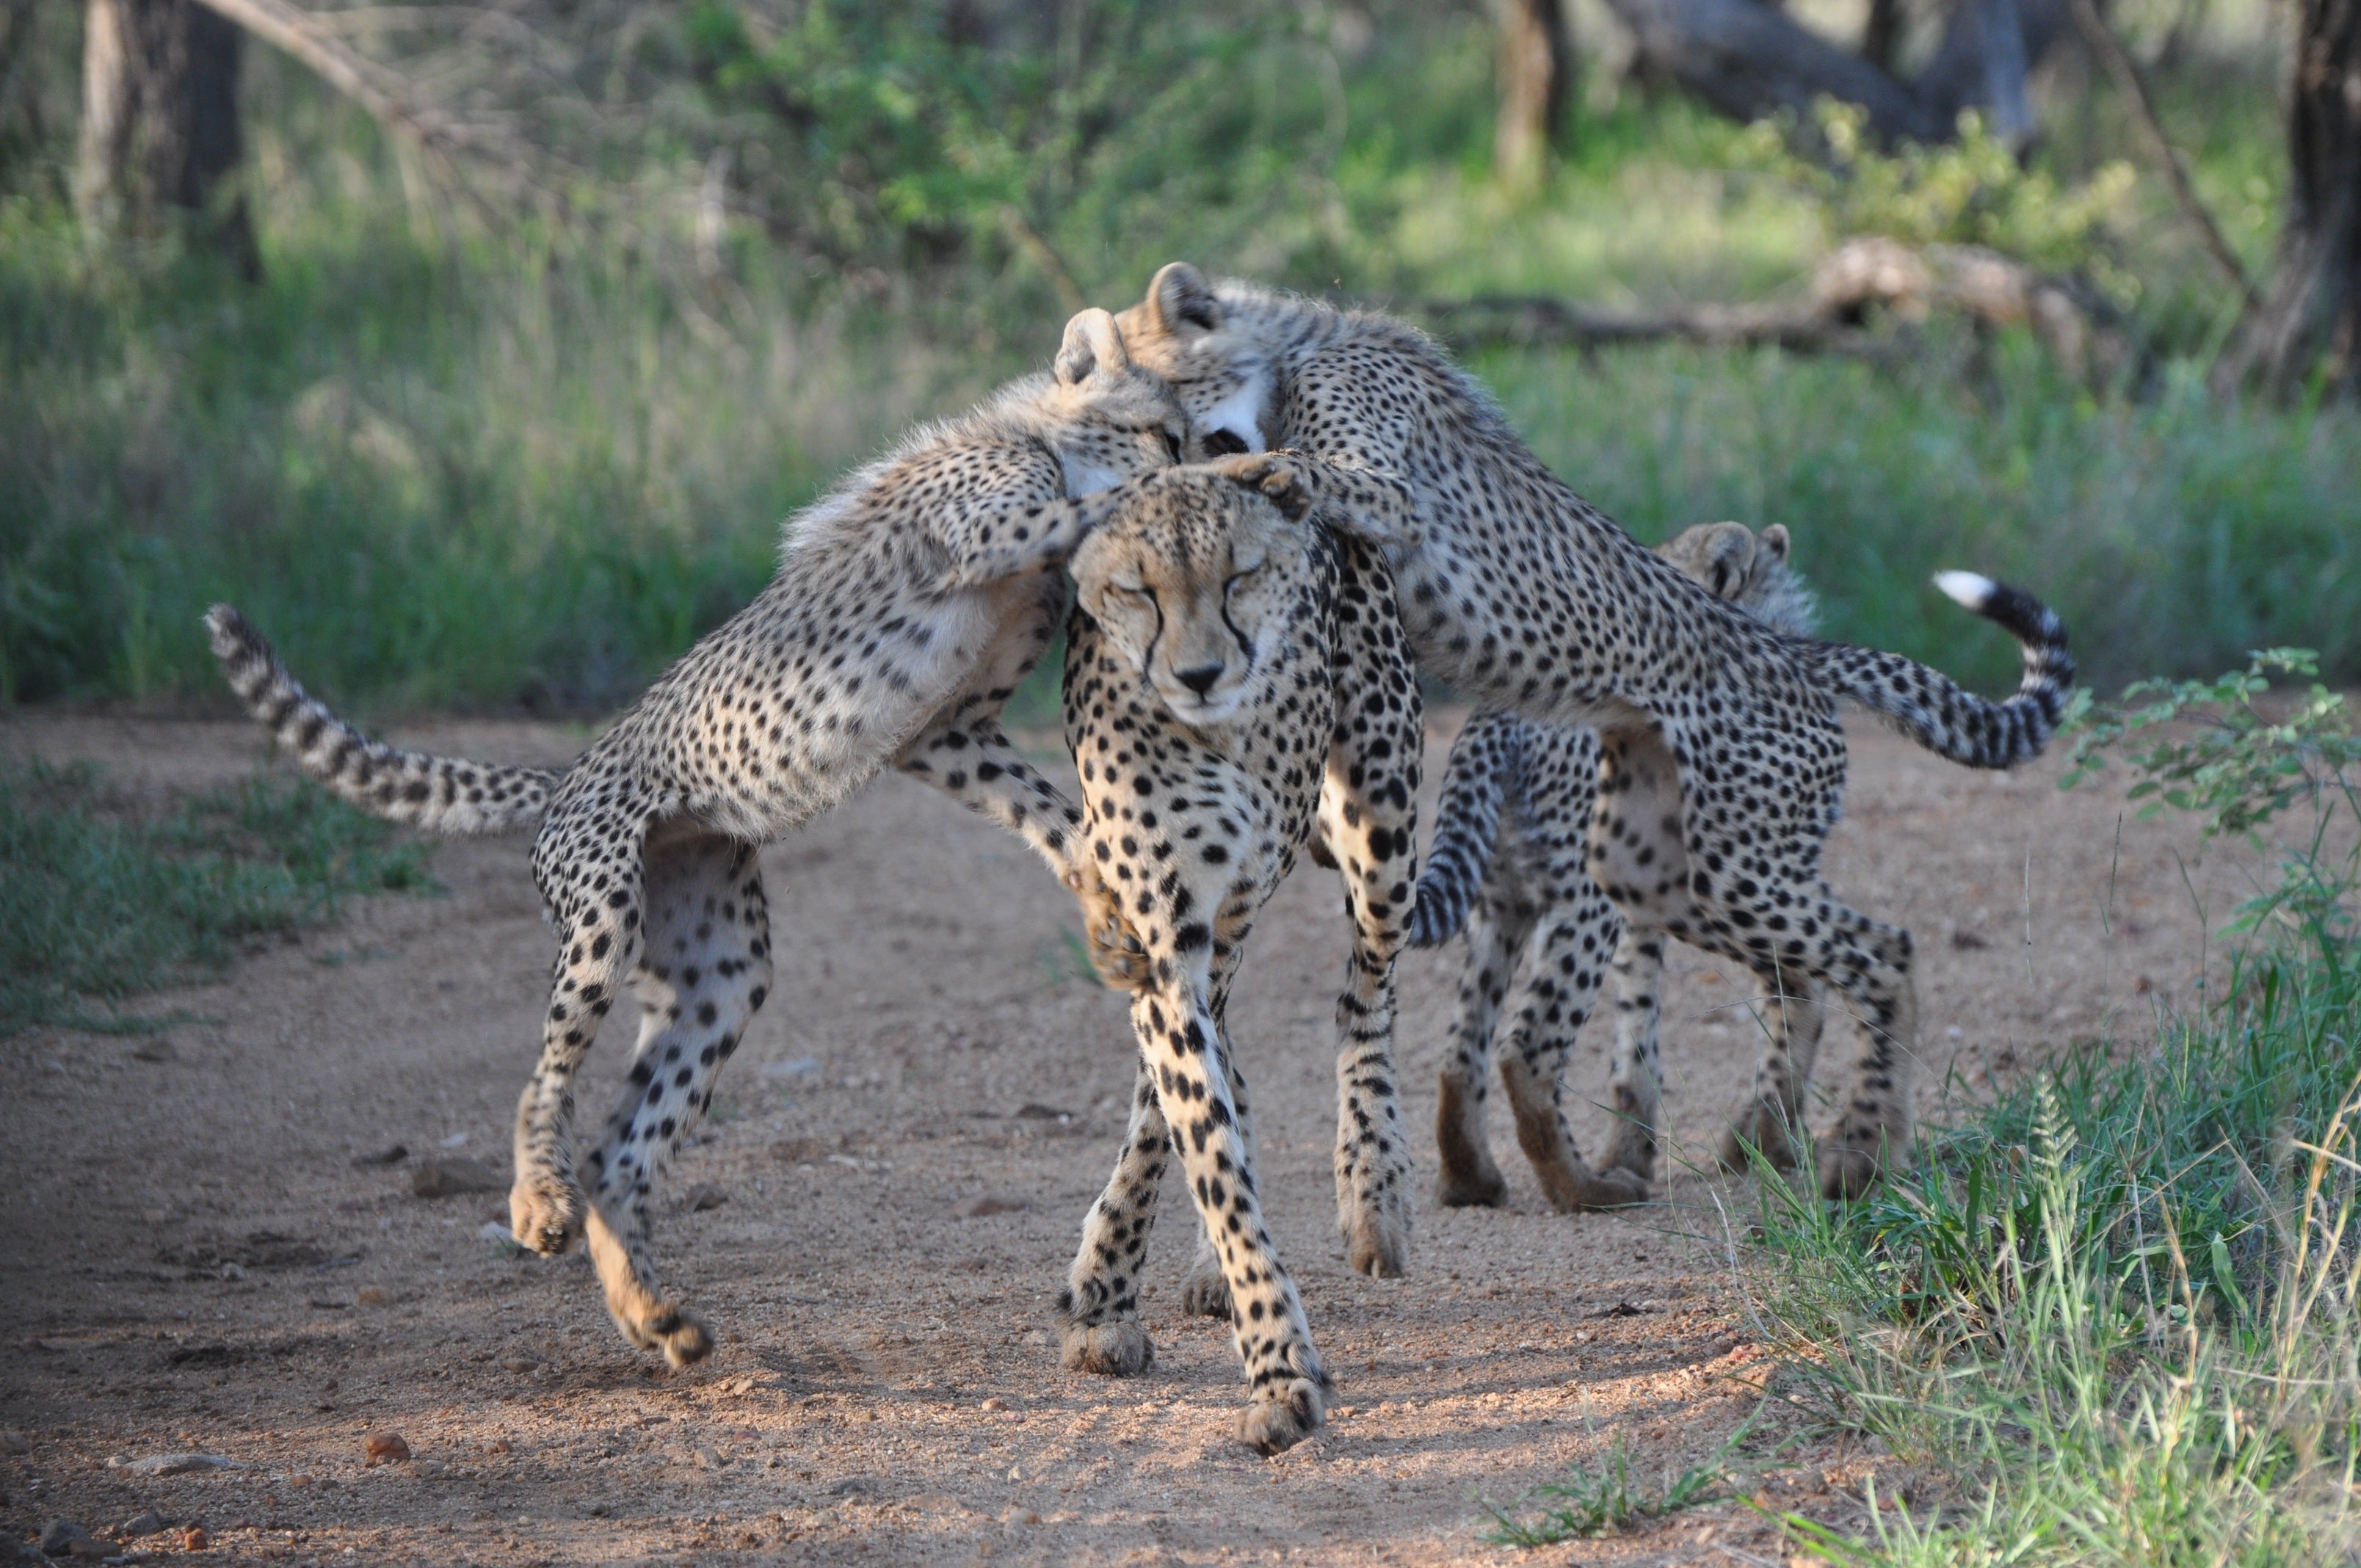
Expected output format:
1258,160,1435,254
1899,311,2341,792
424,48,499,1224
1342,1208,1410,1279
1816,1137,1888,1202
619,1303,714,1369
1178,1256,1232,1319
1718,1099,1807,1174
1432,1161,1507,1209
1073,875,1150,990
1209,450,1315,523
1602,1122,1659,1184
1234,1377,1327,1455
1542,1164,1650,1213
1060,1318,1155,1376
509,1172,586,1257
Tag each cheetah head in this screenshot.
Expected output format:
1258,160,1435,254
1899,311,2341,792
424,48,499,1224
1071,467,1314,727
1655,521,1818,636
1034,307,1200,497
1114,263,1274,460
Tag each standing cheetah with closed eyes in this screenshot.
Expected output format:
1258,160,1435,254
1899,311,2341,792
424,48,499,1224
1053,460,1417,1453
207,309,1197,1364
1119,263,2073,1199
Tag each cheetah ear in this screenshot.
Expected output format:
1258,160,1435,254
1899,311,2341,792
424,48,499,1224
1759,523,1792,565
1146,262,1222,334
1669,521,1752,600
1055,308,1131,387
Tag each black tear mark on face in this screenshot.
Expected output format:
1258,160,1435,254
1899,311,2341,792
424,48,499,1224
1203,429,1251,457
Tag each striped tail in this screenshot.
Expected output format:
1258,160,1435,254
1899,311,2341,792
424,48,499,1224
205,605,555,835
1407,708,1520,948
1810,572,2075,769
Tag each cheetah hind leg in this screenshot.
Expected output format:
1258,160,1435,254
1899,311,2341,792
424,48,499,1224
573,829,771,1367
1490,907,1645,1212
583,1203,713,1368
1433,899,1519,1208
1602,928,1667,1183
1716,962,1824,1176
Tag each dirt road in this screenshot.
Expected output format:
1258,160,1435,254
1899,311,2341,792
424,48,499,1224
0,710,2246,1565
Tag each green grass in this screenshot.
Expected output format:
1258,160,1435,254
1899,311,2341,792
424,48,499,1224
0,762,440,1034
1741,843,2361,1564
2,7,2351,711
1485,1416,1761,1545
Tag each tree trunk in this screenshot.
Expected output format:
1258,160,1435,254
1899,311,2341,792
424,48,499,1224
2216,0,2361,396
1912,0,2070,145
1496,0,1575,189
1862,0,1906,71
1598,0,2070,146
75,0,258,274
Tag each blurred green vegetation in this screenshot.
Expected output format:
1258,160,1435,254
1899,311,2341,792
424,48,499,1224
0,0,2352,715
0,762,439,1033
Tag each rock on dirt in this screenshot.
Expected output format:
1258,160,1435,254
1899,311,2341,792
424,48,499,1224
364,1431,413,1466
109,1453,241,1476
350,1144,407,1168
117,1513,167,1539
952,1196,1028,1218
37,1520,92,1556
410,1157,504,1197
681,1182,730,1212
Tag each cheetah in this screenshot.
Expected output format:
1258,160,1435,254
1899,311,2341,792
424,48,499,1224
1052,460,1417,1453
206,308,1197,1363
1116,263,2075,1198
1408,522,1823,1208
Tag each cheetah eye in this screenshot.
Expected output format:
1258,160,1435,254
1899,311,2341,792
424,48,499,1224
1158,429,1183,463
1203,429,1250,457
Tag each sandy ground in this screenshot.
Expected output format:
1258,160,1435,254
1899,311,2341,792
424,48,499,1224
0,708,2258,1566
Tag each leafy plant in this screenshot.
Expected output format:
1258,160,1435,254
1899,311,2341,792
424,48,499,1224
1744,101,2138,294
2061,649,2360,843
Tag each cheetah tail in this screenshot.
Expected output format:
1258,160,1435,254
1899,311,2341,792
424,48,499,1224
204,604,557,835
1813,573,2075,770
1407,709,1520,948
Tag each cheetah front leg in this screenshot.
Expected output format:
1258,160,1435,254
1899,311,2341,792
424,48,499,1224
1602,926,1668,1181
576,830,772,1366
1319,532,1422,1274
1176,1001,1258,1320
1059,1055,1168,1377
1134,977,1328,1453
899,585,1147,988
1211,451,1421,548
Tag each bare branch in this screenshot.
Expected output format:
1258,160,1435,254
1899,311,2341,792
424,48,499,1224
2070,0,2263,312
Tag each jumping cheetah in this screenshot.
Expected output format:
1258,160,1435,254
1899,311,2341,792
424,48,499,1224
1116,264,2074,1198
1053,459,1417,1453
1409,522,1822,1208
207,309,1196,1363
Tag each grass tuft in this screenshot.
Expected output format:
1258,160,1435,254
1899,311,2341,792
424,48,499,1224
1744,896,2361,1564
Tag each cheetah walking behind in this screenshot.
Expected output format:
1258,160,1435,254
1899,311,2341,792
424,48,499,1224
208,309,1194,1362
1410,522,1821,1208
1117,264,2073,1197
1054,462,1419,1453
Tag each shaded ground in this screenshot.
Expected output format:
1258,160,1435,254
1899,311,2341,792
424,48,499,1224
0,709,2249,1565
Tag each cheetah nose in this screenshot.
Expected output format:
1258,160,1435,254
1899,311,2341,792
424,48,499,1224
1176,662,1225,697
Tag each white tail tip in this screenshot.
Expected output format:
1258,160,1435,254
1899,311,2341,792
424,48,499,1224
1933,570,1996,610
